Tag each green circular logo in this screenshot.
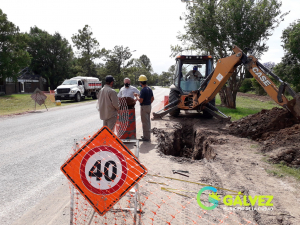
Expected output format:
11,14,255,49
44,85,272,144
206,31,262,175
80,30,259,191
197,186,219,210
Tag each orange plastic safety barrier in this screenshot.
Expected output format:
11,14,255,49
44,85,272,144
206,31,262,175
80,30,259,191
116,109,136,139
164,96,169,111
63,135,258,225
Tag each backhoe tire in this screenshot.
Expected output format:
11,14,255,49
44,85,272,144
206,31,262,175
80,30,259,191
169,90,180,117
75,92,81,102
202,98,215,118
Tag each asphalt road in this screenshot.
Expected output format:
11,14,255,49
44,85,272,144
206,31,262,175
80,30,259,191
0,86,169,225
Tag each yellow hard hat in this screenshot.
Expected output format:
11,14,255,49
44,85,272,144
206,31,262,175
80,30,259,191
138,75,147,81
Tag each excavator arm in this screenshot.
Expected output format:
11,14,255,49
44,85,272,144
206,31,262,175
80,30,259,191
235,47,300,120
152,46,300,120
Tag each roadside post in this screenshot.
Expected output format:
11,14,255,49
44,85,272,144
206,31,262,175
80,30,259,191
69,140,78,225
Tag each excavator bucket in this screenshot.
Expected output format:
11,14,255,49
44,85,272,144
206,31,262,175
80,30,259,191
152,105,179,120
286,94,300,120
151,99,180,120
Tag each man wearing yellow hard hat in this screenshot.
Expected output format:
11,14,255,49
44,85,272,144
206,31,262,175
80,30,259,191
134,75,154,142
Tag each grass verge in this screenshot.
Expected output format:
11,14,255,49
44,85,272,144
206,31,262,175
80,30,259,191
0,94,96,116
215,94,277,121
0,94,55,115
266,162,300,180
246,91,294,100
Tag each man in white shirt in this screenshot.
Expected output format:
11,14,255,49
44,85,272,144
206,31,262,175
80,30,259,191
118,78,140,99
186,66,202,81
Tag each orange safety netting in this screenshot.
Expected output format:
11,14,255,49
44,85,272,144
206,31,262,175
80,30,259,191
42,90,56,103
63,137,258,225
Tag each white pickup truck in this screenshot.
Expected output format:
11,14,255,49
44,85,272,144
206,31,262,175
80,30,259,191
55,76,102,102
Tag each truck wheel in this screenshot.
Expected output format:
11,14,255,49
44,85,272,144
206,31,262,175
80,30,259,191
75,92,81,102
92,92,97,99
169,90,180,117
202,98,215,118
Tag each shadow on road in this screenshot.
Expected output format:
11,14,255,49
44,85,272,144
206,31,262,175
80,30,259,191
139,142,156,154
60,98,97,104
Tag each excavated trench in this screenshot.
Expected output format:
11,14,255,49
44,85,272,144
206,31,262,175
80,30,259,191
153,123,227,161
153,107,300,166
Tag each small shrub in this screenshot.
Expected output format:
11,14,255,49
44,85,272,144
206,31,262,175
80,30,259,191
239,78,253,93
251,78,266,95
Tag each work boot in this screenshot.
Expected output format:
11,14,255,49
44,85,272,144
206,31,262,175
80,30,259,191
139,137,150,142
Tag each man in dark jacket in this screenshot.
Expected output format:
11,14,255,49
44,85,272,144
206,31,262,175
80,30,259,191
134,75,154,141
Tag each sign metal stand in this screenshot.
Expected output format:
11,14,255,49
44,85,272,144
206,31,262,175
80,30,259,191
69,137,142,225
70,140,78,225
121,139,141,225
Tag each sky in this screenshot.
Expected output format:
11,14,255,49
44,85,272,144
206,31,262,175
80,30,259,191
1,0,299,74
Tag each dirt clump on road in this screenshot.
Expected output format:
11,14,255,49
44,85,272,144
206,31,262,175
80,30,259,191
228,107,298,140
152,120,227,160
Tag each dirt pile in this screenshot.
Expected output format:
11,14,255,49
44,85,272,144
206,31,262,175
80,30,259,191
259,124,300,166
153,122,227,160
228,107,298,140
229,107,300,166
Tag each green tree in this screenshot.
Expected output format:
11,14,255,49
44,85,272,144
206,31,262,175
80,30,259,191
151,72,159,86
72,25,106,77
274,20,300,92
168,65,175,74
138,54,153,72
274,54,300,92
159,71,172,86
282,19,300,60
173,0,287,108
168,65,176,83
104,45,134,88
69,57,84,77
27,26,74,89
131,55,153,85
0,9,30,82
95,63,108,84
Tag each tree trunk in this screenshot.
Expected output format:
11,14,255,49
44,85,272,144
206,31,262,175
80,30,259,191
219,87,236,108
218,66,245,109
219,87,227,106
226,87,236,108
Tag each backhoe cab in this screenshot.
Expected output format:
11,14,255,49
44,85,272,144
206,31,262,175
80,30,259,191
174,55,214,93
166,54,216,118
153,46,300,121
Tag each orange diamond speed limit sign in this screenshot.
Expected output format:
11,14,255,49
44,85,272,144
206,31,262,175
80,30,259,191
61,126,147,216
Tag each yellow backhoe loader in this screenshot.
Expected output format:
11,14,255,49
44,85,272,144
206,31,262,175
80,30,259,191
153,46,300,121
